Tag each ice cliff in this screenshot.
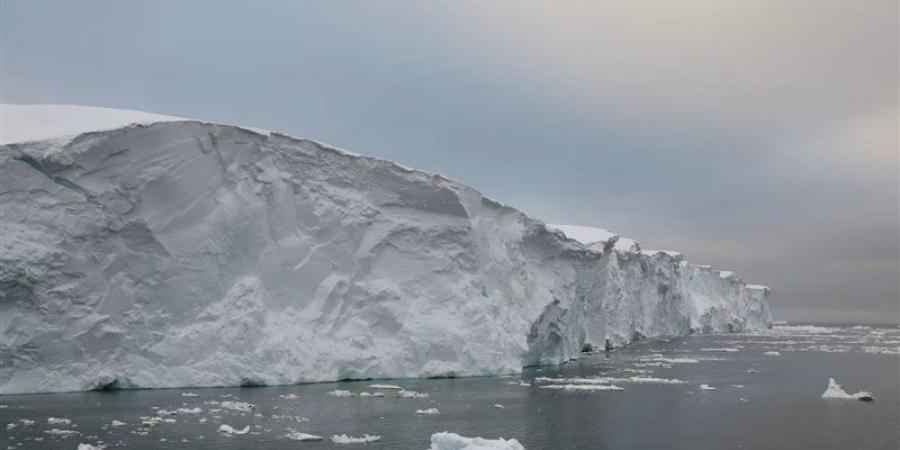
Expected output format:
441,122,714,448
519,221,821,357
0,105,772,394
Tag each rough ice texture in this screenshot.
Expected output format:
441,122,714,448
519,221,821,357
430,432,525,450
821,378,872,400
0,105,773,394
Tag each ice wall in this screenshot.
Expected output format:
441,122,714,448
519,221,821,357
0,109,772,393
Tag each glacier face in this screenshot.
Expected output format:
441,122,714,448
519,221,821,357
0,107,772,394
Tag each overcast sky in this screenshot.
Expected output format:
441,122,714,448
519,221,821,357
2,0,897,324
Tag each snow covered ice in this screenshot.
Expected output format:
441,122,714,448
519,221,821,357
821,378,873,401
218,424,250,435
0,104,772,394
331,433,381,444
430,432,525,450
285,431,324,441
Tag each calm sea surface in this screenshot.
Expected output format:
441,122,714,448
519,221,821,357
2,323,897,449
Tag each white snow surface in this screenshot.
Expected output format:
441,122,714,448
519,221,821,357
430,432,525,450
0,104,184,145
0,104,773,393
546,224,616,248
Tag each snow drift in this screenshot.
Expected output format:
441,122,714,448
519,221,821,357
0,105,772,394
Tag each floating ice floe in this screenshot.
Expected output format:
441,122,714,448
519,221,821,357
535,377,596,384
648,358,700,364
397,389,428,398
771,325,840,334
331,434,382,444
329,390,355,397
429,431,525,450
359,391,384,398
110,420,127,427
181,392,199,397
43,429,79,437
218,424,250,435
700,348,740,352
141,417,163,428
539,376,684,385
699,384,716,390
821,378,873,401
416,408,441,415
605,377,685,384
77,444,106,450
540,384,624,392
217,401,255,413
494,404,505,409
279,393,300,399
285,431,324,441
47,417,72,425
764,351,781,356
369,384,403,390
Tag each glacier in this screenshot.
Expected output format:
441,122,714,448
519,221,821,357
0,104,772,394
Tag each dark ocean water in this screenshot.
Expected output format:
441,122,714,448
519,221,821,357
2,323,897,449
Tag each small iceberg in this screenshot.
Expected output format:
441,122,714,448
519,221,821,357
429,432,525,450
699,384,716,390
821,378,874,401
416,408,441,415
218,424,250,435
77,444,106,450
44,429,79,437
215,400,255,413
331,434,381,444
329,389,355,397
539,384,624,392
397,389,429,398
285,431,324,441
